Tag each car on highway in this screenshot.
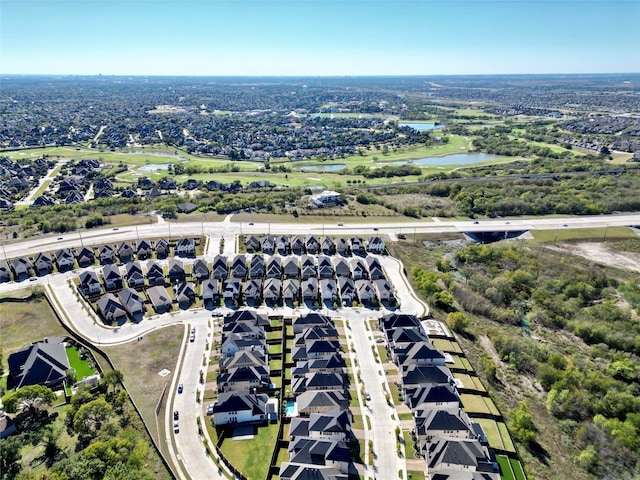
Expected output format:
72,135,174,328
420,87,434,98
397,234,406,239
337,222,344,226
112,227,119,231
173,410,179,420
473,221,479,224
174,421,179,434
57,237,63,240
177,384,183,394
29,277,38,282
505,221,510,224
248,222,254,225
189,334,195,343
373,228,378,231
365,392,371,401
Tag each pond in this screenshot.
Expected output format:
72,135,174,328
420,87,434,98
138,163,171,171
390,152,503,166
399,122,445,131
299,163,346,172
129,150,184,158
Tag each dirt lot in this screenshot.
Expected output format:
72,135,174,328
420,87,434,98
556,242,640,273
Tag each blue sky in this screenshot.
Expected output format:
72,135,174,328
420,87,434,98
2,0,638,75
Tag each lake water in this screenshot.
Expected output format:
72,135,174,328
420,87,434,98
400,123,445,131
391,153,502,166
299,163,346,172
129,151,184,158
138,163,171,171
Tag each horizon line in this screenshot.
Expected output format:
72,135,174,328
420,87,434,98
3,72,640,78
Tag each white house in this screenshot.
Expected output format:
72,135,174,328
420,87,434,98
212,391,269,426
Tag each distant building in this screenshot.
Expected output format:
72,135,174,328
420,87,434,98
311,190,342,208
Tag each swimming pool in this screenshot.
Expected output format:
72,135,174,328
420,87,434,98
285,400,297,417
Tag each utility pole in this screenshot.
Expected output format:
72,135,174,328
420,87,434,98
603,224,609,242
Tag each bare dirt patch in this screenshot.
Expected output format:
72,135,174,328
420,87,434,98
559,242,640,273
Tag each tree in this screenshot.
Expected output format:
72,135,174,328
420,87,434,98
38,425,66,467
510,401,536,444
0,435,22,479
446,312,468,333
73,397,114,437
2,385,56,414
103,370,124,394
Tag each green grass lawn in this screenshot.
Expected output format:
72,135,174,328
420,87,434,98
219,423,279,480
351,414,364,431
496,454,516,480
510,458,527,480
407,471,426,480
498,422,516,452
460,394,493,415
531,226,636,243
66,346,96,380
402,430,419,459
473,418,504,450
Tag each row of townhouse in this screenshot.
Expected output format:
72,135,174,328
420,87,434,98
278,312,352,480
79,255,396,322
245,234,385,256
213,310,277,425
0,238,196,283
379,313,501,480
210,254,387,281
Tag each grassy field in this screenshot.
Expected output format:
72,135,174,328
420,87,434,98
219,422,279,480
0,290,68,371
530,226,637,243
102,325,183,444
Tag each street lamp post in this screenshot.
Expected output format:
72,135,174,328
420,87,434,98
603,224,609,242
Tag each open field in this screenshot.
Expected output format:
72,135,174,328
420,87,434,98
102,325,183,443
530,226,637,243
0,290,67,370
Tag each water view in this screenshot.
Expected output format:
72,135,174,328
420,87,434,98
391,152,503,166
399,122,445,131
299,163,346,172
138,163,171,171
129,151,184,158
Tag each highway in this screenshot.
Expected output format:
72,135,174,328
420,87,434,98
3,212,640,260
